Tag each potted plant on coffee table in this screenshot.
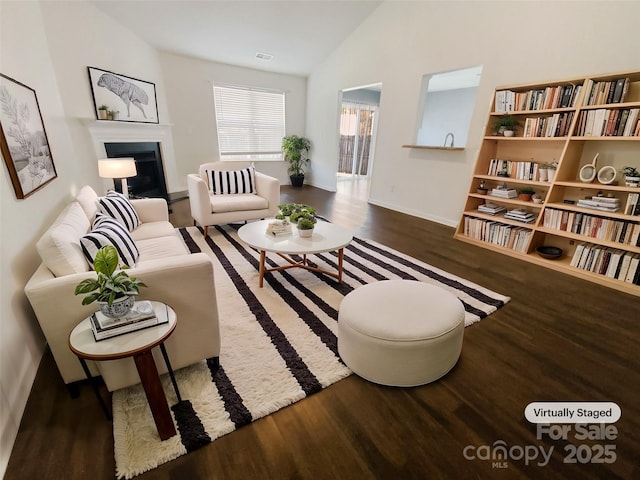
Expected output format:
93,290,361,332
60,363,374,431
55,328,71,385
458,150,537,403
276,203,318,237
74,246,147,318
282,135,311,187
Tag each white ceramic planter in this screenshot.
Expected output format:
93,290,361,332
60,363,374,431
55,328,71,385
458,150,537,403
98,295,135,318
625,176,640,187
298,228,314,238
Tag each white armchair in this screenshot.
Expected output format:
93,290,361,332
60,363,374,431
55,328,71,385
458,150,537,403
188,161,280,236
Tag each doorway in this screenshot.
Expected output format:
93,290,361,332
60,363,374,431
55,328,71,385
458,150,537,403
337,83,381,200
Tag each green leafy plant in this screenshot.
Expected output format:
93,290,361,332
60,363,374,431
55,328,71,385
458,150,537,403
98,104,108,110
74,246,146,306
296,217,317,230
519,188,535,195
622,166,640,177
542,161,558,170
275,203,317,229
494,114,520,134
281,135,311,176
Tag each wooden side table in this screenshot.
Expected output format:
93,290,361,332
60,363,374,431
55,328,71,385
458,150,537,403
68,301,181,441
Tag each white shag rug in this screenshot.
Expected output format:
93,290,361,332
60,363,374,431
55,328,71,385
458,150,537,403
112,225,510,478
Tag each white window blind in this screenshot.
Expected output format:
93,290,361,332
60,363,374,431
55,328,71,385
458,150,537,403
213,83,285,161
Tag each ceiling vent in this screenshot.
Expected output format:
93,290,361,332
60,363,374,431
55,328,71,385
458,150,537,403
255,51,274,61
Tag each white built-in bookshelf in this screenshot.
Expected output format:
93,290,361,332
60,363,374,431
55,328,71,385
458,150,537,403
455,70,640,296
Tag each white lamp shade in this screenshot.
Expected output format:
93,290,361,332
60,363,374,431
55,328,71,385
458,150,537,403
98,158,137,179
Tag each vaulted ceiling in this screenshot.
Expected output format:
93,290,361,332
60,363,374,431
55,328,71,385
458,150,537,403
91,0,383,76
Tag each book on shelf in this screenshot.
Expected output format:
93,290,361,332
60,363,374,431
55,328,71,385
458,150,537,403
478,203,506,215
576,199,620,212
625,254,640,284
625,193,640,216
90,301,169,341
490,187,518,198
504,209,536,223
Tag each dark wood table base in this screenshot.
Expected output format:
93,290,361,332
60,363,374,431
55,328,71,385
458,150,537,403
78,341,182,441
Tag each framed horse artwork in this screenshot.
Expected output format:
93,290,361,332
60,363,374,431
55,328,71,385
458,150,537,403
87,67,159,124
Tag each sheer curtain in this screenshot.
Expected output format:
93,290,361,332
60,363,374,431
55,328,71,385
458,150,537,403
339,102,377,176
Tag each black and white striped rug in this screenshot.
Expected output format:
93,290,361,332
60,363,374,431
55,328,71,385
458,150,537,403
112,225,510,478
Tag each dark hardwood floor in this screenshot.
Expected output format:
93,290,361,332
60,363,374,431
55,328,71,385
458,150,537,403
6,184,640,480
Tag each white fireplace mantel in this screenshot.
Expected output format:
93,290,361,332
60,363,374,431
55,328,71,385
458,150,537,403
84,119,180,193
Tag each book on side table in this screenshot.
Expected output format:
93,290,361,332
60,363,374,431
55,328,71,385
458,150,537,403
90,300,169,341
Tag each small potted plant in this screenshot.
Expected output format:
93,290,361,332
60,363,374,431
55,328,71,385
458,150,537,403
518,188,535,202
494,114,520,137
109,110,120,121
545,161,558,182
295,216,317,237
477,180,488,195
98,104,108,120
622,166,640,187
74,246,147,318
532,193,543,204
282,135,311,187
276,203,317,237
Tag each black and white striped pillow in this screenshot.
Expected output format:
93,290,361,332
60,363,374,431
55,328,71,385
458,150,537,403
98,191,140,231
206,167,256,195
81,215,139,269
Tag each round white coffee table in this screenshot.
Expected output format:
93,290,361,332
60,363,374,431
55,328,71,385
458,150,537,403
238,219,353,287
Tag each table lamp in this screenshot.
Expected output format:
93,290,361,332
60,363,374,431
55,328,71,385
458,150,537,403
98,158,137,198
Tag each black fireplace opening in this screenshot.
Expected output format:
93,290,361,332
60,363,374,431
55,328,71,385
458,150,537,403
104,142,168,202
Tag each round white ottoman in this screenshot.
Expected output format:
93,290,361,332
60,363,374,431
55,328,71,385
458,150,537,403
338,280,465,387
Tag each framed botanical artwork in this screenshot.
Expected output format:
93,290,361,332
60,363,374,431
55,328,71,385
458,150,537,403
87,67,159,124
0,73,57,199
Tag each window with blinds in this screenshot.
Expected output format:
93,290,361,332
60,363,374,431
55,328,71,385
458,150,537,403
213,83,285,161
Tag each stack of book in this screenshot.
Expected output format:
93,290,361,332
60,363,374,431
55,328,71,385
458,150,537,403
266,221,292,237
576,196,620,212
478,203,506,215
504,208,536,223
490,187,518,199
90,301,168,341
571,243,640,284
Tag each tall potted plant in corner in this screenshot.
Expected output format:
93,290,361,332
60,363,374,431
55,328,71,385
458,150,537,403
282,135,311,187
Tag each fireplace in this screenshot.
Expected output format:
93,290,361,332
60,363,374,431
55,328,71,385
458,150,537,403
86,120,177,202
104,142,168,201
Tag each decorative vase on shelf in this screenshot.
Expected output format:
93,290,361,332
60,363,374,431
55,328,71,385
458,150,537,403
547,169,556,182
625,176,640,187
98,295,135,319
518,193,533,202
538,168,548,182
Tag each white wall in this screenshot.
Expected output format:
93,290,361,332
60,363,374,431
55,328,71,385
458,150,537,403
159,52,307,187
418,87,477,148
0,2,79,474
39,1,178,193
307,1,640,226
0,1,170,475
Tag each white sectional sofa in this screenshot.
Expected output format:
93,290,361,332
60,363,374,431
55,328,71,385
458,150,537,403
24,186,220,391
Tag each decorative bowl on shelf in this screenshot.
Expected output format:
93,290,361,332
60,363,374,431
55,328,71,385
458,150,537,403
535,246,563,260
